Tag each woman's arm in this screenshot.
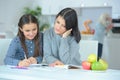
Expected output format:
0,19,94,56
43,30,58,64
59,37,81,65
106,23,113,32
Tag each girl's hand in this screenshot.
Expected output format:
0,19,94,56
18,59,31,67
62,29,72,38
28,57,37,64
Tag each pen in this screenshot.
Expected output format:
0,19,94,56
11,66,28,70
24,52,27,59
41,64,49,66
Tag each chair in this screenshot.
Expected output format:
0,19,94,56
79,40,98,61
102,38,120,70
0,39,11,65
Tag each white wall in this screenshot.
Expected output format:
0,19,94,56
1,0,120,24
0,0,34,38
0,0,120,38
0,0,34,24
33,0,120,17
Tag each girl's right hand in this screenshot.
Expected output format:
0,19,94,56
28,57,37,64
18,59,31,67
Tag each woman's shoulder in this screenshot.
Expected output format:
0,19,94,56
44,27,53,32
44,28,54,36
68,36,77,43
95,23,103,30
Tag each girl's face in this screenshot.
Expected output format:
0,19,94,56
54,16,67,35
20,23,38,40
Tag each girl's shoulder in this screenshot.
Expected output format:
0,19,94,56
11,36,20,43
9,36,21,47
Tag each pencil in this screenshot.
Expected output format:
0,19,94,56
24,52,27,59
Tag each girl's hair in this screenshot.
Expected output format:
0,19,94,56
56,8,81,43
17,14,42,58
98,13,111,27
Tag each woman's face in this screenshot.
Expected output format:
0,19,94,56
20,23,38,40
105,17,112,27
54,16,67,35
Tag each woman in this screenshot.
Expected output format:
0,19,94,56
4,14,43,67
92,13,113,59
44,8,81,66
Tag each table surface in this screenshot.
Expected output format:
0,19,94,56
0,65,120,80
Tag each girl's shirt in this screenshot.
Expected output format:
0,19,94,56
4,33,43,66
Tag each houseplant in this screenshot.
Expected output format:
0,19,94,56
24,6,50,32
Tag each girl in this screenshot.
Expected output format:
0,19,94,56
4,14,43,67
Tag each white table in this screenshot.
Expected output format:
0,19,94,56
0,65,120,80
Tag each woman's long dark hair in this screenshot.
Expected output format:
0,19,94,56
17,14,42,58
56,8,81,43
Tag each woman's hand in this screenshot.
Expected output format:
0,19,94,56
28,57,37,64
62,29,72,38
18,59,31,67
49,60,64,67
106,23,113,32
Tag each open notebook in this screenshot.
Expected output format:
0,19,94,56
29,64,81,71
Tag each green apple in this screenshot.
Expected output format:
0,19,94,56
91,61,103,70
87,54,97,63
91,59,108,70
99,59,108,70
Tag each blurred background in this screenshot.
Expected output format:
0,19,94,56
0,0,120,69
0,0,120,38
